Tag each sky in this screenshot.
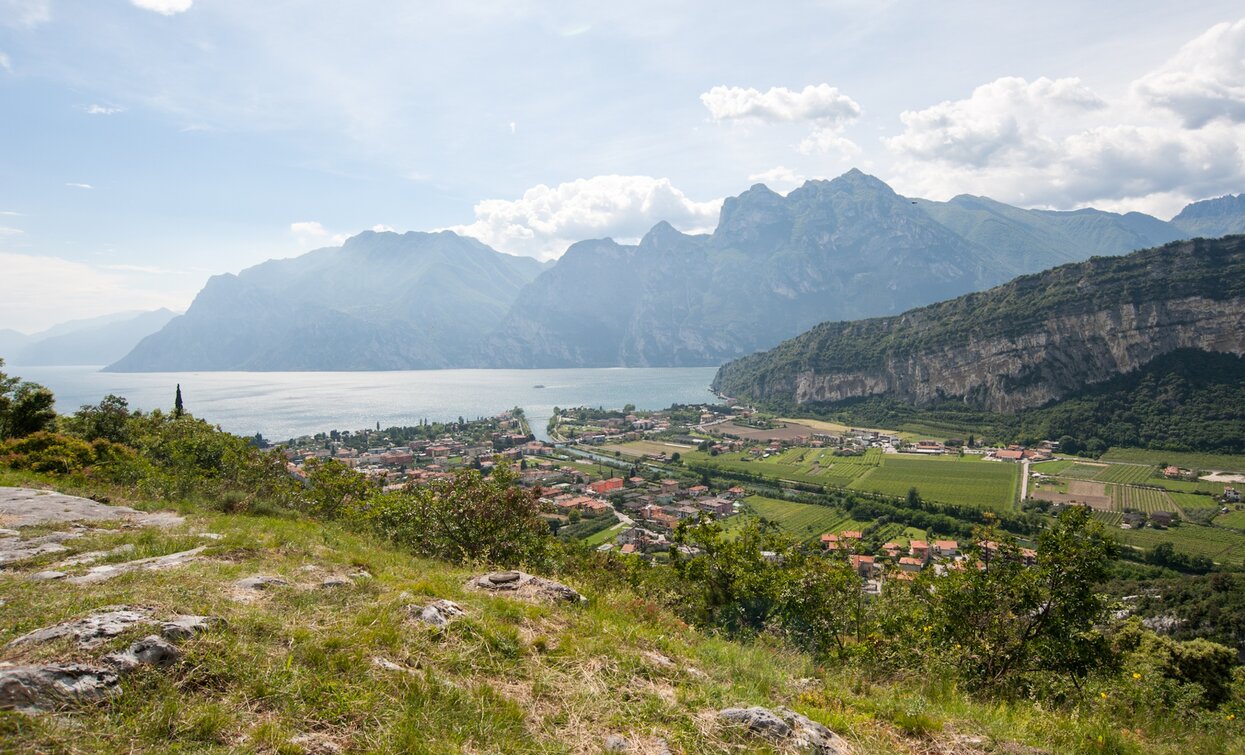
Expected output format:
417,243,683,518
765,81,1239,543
2,0,1245,332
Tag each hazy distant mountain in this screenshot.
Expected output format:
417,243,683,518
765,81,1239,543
0,330,30,360
107,231,544,371
1170,193,1245,238
487,170,1189,367
15,309,178,366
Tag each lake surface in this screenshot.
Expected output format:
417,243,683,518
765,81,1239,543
9,365,721,442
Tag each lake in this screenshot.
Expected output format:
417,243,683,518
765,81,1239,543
8,365,721,442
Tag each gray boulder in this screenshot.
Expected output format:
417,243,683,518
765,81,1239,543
160,614,224,641
469,571,586,604
8,607,153,649
103,635,183,672
718,705,851,753
0,664,120,713
409,599,466,628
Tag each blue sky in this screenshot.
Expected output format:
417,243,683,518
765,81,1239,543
2,1,1244,331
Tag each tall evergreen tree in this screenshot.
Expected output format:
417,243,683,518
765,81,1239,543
174,384,184,418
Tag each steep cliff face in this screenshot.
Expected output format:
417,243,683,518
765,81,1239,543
713,236,1245,413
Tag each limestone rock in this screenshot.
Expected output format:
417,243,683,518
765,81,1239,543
604,733,630,752
288,732,343,754
53,543,135,568
160,614,224,641
103,635,182,672
718,705,851,754
0,664,121,713
29,570,66,581
65,546,207,585
409,599,465,628
0,487,181,528
9,607,153,649
320,575,353,589
468,571,586,604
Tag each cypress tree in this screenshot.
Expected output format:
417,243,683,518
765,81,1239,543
174,384,184,418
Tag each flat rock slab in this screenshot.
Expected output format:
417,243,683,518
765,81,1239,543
0,663,120,714
160,614,223,641
408,599,466,628
0,530,82,565
102,635,182,672
718,706,852,754
9,607,154,649
467,571,586,604
64,546,207,585
0,487,183,529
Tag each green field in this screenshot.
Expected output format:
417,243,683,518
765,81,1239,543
1214,509,1245,531
609,440,695,457
1030,458,1076,475
1168,491,1222,511
730,495,867,542
1060,462,1110,480
849,455,1020,511
1101,448,1245,473
581,522,626,547
1095,464,1155,485
1148,477,1229,496
1112,523,1245,563
1113,485,1176,515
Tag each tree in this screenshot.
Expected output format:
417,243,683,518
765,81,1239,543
69,394,131,444
0,360,57,440
174,384,185,418
922,506,1115,691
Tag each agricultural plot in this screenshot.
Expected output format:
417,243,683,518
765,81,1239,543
608,440,694,457
849,456,1019,511
1168,492,1222,511
1101,448,1245,474
1060,463,1110,480
1093,511,1124,527
1113,523,1245,564
1215,509,1245,531
732,496,865,541
1095,464,1155,485
1031,459,1076,475
1113,485,1177,515
1149,478,1229,496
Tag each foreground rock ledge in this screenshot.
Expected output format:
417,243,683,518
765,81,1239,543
467,571,586,604
0,664,120,714
718,706,852,754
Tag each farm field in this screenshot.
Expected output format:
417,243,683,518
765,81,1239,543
849,456,1020,511
1148,477,1229,496
1059,462,1110,479
1167,491,1221,511
684,446,882,489
1112,485,1177,515
1112,523,1245,563
1092,511,1124,527
1094,464,1155,485
1215,509,1245,530
1101,448,1245,473
1031,459,1076,475
729,495,867,542
609,440,694,457
582,522,626,547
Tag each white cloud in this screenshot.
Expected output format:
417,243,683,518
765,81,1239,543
65,182,93,189
0,252,194,333
797,126,862,157
0,52,10,72
0,211,19,216
887,77,1105,167
701,84,862,125
83,103,125,115
1134,18,1245,127
0,0,50,28
747,166,806,193
883,39,1245,218
370,224,396,233
447,175,722,260
0,225,23,236
290,221,348,248
130,0,193,16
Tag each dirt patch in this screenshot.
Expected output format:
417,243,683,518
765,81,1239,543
716,421,817,442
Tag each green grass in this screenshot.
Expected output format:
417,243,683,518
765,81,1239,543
1094,464,1155,485
1113,485,1177,515
1100,448,1245,474
1031,459,1076,475
1214,509,1245,531
731,495,863,542
848,456,1020,511
581,522,626,547
1059,463,1109,480
1113,523,1245,563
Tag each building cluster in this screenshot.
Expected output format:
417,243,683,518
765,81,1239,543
820,533,1038,594
586,480,746,555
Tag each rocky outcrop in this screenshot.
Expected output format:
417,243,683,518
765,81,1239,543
717,706,852,753
714,236,1245,413
467,571,586,604
0,664,120,713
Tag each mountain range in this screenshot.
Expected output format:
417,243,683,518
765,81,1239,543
0,309,178,367
106,170,1245,372
711,235,1245,415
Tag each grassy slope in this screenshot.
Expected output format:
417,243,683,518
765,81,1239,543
1,470,1241,754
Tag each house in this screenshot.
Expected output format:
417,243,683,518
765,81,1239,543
619,543,636,555
933,540,959,558
881,542,903,559
909,540,930,562
699,498,735,517
659,479,680,494
724,486,747,499
671,504,701,520
1150,511,1175,528
849,554,877,578
1122,511,1147,529
1223,487,1241,503
687,485,709,497
588,477,625,495
991,449,1024,462
898,556,924,572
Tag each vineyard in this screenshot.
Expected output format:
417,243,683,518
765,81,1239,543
1113,485,1177,514
850,456,1019,511
731,496,868,542
1095,464,1155,485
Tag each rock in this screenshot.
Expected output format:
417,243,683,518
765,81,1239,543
0,487,180,528
0,664,121,713
349,570,372,580
160,615,223,641
197,532,224,540
409,599,465,628
9,607,153,649
235,575,290,591
288,732,343,754
468,571,586,604
718,706,851,754
103,635,182,672
371,656,417,674
320,575,353,589
29,570,67,581
65,546,207,585
0,532,77,565
54,543,136,568
604,733,631,752
642,650,675,668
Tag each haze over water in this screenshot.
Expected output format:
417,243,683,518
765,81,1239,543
11,366,720,442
